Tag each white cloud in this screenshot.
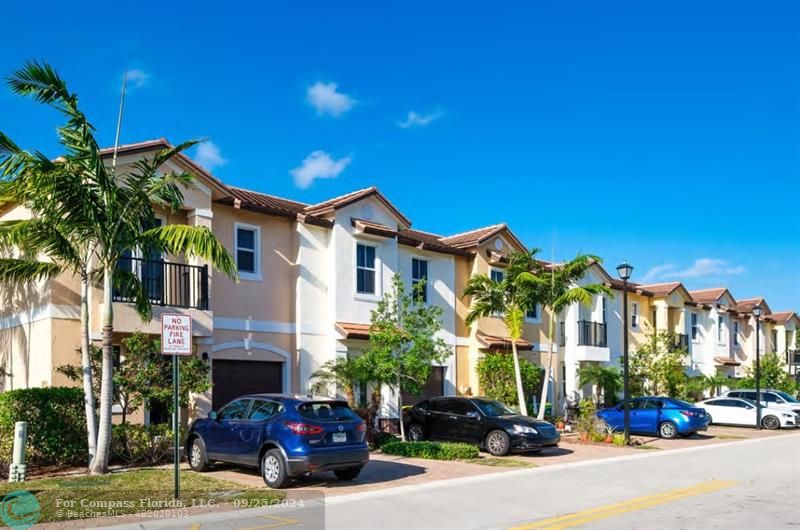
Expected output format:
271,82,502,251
306,82,356,116
125,69,150,89
641,258,746,283
397,109,443,128
193,141,228,171
291,151,352,189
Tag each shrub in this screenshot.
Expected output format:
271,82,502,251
0,387,87,467
111,423,177,467
477,352,543,409
370,431,398,450
381,441,479,460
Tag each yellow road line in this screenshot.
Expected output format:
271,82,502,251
240,514,302,530
510,479,738,530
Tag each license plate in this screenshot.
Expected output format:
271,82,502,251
332,432,347,443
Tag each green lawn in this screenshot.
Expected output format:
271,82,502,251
0,469,283,525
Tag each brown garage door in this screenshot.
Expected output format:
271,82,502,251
212,360,283,410
401,366,445,406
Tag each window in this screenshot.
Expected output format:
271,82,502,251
718,316,725,343
691,313,698,341
489,269,504,316
218,399,251,420
602,297,607,323
771,330,778,352
248,400,282,420
526,304,539,320
356,243,377,295
411,258,428,303
235,224,260,279
734,321,739,346
298,401,359,421
631,302,639,328
652,309,658,329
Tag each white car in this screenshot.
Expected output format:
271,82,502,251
695,397,798,430
720,389,800,416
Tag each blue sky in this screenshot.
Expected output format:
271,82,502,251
2,1,798,310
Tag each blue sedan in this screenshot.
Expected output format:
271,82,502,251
597,397,709,439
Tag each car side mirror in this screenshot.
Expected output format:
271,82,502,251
208,411,218,421
466,411,480,419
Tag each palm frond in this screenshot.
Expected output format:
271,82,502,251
112,268,153,322
0,258,61,284
140,224,239,281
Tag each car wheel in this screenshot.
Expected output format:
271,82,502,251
485,430,511,456
762,415,781,430
187,437,209,472
706,413,713,426
333,467,362,481
659,421,678,439
408,423,425,442
261,449,291,489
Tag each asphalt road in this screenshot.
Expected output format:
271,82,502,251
102,432,800,530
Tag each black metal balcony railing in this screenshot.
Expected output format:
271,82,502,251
113,257,209,310
559,322,566,347
577,320,607,347
673,333,689,351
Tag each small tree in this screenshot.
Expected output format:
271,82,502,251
627,329,687,396
361,275,450,441
477,352,542,408
58,331,210,424
578,364,622,406
736,352,797,394
310,356,367,407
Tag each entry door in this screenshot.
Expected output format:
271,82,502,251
401,366,445,407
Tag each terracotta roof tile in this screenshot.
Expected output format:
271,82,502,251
638,282,682,297
766,311,796,324
714,356,741,366
477,332,534,351
335,322,371,340
688,288,729,305
439,224,514,249
305,187,413,227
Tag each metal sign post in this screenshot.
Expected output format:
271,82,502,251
161,314,193,500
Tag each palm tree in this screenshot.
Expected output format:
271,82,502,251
464,250,541,415
704,373,729,397
518,254,611,420
310,356,367,407
0,62,238,474
578,363,622,406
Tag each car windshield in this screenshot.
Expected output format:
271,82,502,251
297,401,359,422
473,399,515,417
773,391,800,403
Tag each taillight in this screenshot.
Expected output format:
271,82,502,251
356,423,366,432
284,421,324,435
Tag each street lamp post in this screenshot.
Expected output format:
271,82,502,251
753,305,762,429
616,261,634,444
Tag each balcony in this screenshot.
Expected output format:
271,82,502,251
673,333,689,351
577,320,607,347
573,320,610,362
109,257,213,337
113,257,209,310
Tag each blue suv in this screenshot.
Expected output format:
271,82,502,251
186,394,369,488
597,397,709,439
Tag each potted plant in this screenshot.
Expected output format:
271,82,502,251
603,423,615,443
554,416,565,430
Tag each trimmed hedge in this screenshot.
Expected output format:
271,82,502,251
381,441,479,460
0,387,87,467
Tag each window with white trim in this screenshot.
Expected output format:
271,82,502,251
411,258,429,303
526,305,539,320
489,269,504,317
631,302,639,328
356,243,377,295
235,224,260,279
718,316,725,343
733,321,739,346
691,313,698,341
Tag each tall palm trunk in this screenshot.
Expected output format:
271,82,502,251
537,313,556,420
79,270,98,469
511,340,528,416
90,266,114,475
397,373,406,441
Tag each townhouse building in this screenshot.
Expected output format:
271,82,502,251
1,138,797,425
